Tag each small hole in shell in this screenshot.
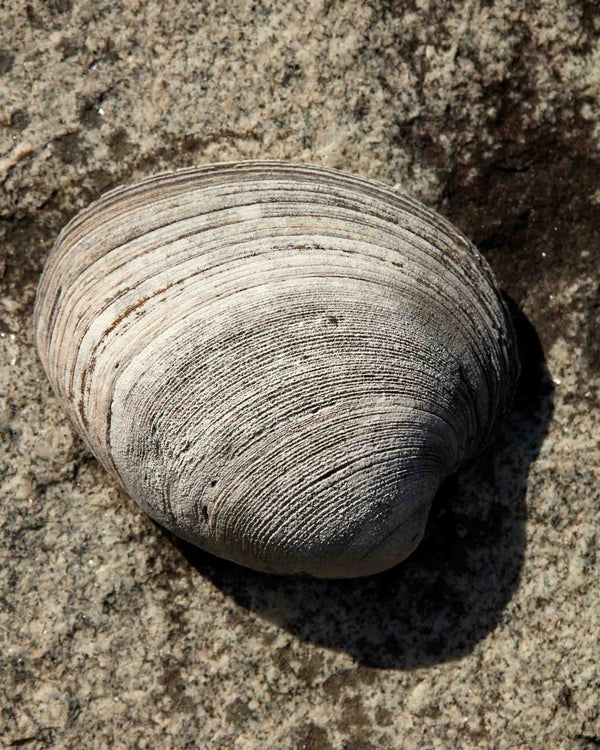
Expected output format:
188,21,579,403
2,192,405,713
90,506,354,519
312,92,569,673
201,505,209,522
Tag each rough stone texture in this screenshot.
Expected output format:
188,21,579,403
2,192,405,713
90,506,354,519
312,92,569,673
0,1,598,748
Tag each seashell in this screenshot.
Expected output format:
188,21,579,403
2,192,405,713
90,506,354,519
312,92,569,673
34,161,519,578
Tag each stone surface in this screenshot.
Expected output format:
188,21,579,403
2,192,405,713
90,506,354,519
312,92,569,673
1,1,598,748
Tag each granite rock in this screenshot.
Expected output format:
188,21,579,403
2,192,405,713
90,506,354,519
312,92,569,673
1,1,599,748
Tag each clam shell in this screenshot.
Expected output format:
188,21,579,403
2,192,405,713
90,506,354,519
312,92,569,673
34,161,519,577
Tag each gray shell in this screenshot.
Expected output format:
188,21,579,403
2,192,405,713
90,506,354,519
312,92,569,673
34,161,519,578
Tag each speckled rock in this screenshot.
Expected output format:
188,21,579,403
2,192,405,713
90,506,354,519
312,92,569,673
1,1,598,748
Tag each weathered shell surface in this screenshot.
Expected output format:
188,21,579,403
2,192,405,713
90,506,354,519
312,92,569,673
35,161,519,578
